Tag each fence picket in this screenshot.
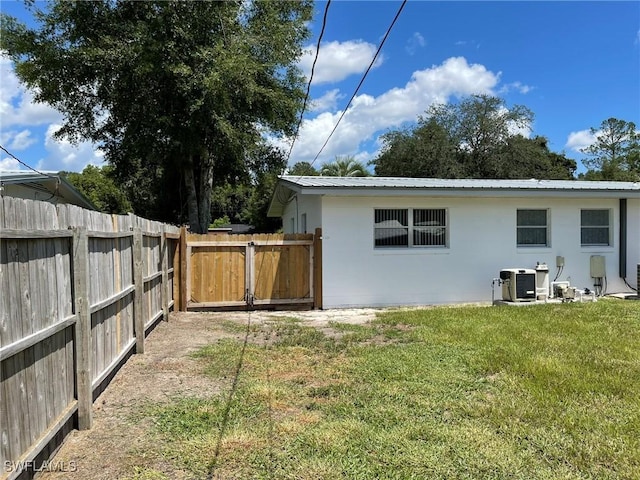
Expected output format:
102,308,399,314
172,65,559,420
1,198,179,478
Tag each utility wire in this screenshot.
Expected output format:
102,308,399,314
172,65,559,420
0,144,58,179
284,0,332,168
308,0,407,168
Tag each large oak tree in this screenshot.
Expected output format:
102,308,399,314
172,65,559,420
1,0,312,232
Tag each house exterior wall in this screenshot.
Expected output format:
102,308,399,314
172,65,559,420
318,194,638,308
627,198,640,279
282,194,322,234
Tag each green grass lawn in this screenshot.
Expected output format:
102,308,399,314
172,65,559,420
143,300,640,479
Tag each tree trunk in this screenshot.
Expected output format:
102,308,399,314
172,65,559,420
184,161,201,233
198,151,214,234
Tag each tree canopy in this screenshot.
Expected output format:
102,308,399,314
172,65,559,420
63,165,131,214
287,161,319,176
372,94,576,180
1,0,312,232
320,156,370,177
579,118,639,181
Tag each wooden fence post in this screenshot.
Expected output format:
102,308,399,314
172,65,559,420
179,226,188,311
72,227,92,430
313,228,323,310
133,227,145,353
161,226,169,321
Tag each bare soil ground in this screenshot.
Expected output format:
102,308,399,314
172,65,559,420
35,309,380,480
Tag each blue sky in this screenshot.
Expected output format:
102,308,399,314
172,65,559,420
1,1,639,175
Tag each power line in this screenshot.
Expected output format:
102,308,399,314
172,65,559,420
284,0,332,168
0,144,58,179
308,0,407,168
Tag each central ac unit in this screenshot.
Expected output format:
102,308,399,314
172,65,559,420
500,268,536,302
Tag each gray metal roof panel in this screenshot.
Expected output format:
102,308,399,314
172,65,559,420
279,176,640,191
1,170,97,210
0,170,61,183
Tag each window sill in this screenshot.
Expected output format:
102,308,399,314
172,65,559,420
374,247,450,255
516,246,552,251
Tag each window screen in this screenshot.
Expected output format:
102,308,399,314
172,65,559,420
374,209,408,247
517,209,548,246
374,208,447,248
413,209,447,246
581,209,610,246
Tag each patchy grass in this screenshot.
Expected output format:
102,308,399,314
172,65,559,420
144,300,640,479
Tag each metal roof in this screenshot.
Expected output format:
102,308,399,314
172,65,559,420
278,176,640,191
1,170,97,210
268,176,640,217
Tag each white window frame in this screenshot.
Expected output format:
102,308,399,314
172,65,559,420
374,208,448,248
516,209,549,247
580,209,611,246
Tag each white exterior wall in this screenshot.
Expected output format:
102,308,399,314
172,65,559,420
627,199,640,285
281,194,322,234
319,195,638,308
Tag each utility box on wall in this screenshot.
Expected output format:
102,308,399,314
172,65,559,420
590,255,606,278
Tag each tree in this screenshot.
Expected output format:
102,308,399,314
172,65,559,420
1,0,312,232
371,94,576,180
580,118,640,181
494,136,576,179
372,119,461,178
426,94,534,178
320,155,370,177
209,143,286,232
288,161,319,176
62,165,132,214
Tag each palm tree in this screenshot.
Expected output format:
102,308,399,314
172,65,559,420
320,155,370,177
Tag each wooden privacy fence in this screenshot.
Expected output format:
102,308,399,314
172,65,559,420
0,197,179,480
178,228,322,310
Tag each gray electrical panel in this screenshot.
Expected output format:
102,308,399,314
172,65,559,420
590,255,606,278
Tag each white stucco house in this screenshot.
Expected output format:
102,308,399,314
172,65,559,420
268,176,640,308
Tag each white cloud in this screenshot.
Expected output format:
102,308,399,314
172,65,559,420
1,55,105,172
0,55,62,127
2,129,37,150
406,32,426,55
280,56,500,165
499,81,534,95
0,158,22,171
309,89,343,112
42,124,105,171
299,40,382,85
566,129,595,152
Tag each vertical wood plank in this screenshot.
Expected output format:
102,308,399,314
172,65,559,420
73,227,92,430
161,227,169,321
246,242,254,306
133,227,144,353
179,226,187,311
314,228,323,309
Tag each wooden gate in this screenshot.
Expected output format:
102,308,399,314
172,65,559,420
177,230,321,310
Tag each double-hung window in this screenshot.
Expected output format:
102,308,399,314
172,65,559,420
374,208,447,248
581,209,611,246
517,209,549,247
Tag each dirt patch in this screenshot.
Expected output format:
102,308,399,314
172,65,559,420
35,308,380,480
